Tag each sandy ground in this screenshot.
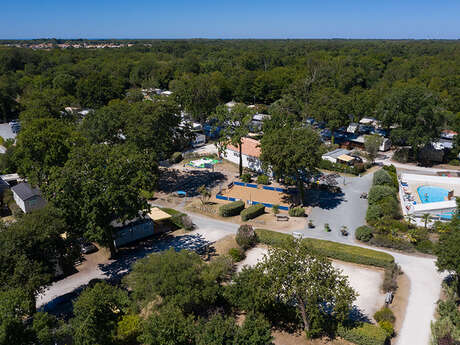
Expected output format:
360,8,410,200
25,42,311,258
237,246,385,319
221,184,292,207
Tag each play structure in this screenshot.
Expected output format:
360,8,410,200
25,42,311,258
216,181,294,210
186,157,221,169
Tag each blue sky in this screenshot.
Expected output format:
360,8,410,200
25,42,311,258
2,0,460,39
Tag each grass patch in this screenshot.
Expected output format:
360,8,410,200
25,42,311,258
255,229,394,268
160,207,189,229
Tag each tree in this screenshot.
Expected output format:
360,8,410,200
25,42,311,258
436,224,460,280
260,126,322,203
364,134,383,164
196,314,237,345
197,185,211,205
139,304,195,345
170,73,222,122
76,72,124,108
43,144,158,257
14,118,76,186
71,282,130,345
422,213,432,229
213,103,254,177
259,238,356,336
0,206,75,313
235,312,273,345
376,84,446,155
125,248,226,314
0,288,34,345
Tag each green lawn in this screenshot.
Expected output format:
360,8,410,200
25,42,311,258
255,229,394,268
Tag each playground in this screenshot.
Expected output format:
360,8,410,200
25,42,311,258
217,182,294,210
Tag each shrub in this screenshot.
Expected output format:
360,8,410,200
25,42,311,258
382,263,402,292
379,196,401,219
356,226,374,242
219,201,245,217
393,148,409,163
415,239,435,254
236,224,258,250
169,152,183,164
241,204,265,221
255,229,394,268
448,159,460,166
374,307,395,324
181,215,195,231
337,323,389,345
228,247,246,262
378,321,394,337
288,206,305,217
366,204,384,224
368,185,396,205
160,208,192,229
256,175,270,185
272,204,279,215
241,173,252,183
369,234,414,252
373,170,394,187
382,165,399,190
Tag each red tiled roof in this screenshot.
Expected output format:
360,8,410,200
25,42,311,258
227,137,261,158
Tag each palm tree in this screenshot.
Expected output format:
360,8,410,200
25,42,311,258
422,213,432,229
405,214,415,226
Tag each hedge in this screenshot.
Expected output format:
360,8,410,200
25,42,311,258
355,225,374,242
219,200,245,217
368,185,396,205
337,323,389,345
241,204,265,221
288,206,305,217
373,170,394,188
160,208,193,230
255,229,394,268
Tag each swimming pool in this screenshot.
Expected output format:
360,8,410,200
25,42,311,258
417,186,449,203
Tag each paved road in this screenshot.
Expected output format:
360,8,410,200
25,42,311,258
37,173,443,345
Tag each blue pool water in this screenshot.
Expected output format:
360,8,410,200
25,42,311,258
417,186,449,203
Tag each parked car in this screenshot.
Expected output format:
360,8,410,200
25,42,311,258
79,239,98,254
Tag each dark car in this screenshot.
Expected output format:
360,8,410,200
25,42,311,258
79,239,98,254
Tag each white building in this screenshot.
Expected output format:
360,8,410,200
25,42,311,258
322,148,352,164
223,137,263,173
11,182,47,213
192,133,206,148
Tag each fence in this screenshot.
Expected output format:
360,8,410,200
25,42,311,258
233,181,292,193
249,200,289,211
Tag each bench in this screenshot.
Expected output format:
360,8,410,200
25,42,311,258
276,215,289,221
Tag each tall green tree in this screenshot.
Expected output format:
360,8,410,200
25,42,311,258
260,126,322,203
14,118,76,186
71,282,130,345
0,206,74,313
44,144,158,257
213,103,254,177
364,134,383,164
259,238,356,337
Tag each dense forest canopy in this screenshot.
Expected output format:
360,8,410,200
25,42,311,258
1,39,459,124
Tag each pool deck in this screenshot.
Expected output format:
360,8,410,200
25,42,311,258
400,173,460,216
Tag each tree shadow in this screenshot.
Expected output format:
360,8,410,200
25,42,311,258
303,188,346,210
157,168,226,196
40,232,214,317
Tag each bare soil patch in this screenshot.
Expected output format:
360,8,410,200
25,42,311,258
273,331,354,345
